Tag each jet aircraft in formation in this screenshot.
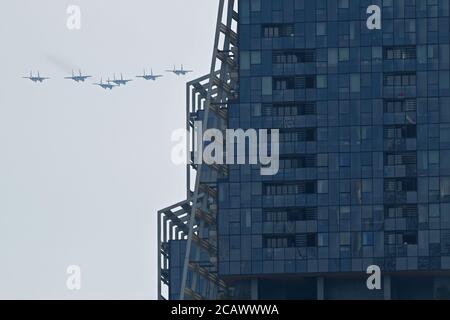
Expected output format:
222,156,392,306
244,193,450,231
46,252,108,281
65,70,92,82
23,65,194,90
23,71,50,83
93,78,116,90
165,65,193,76
136,69,163,81
108,73,133,86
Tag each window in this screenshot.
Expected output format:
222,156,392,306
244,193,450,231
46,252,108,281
383,99,417,113
340,233,351,246
279,128,317,142
384,46,417,60
240,52,250,70
273,77,295,90
338,0,349,8
251,51,261,65
263,233,317,248
263,24,295,38
316,23,326,36
441,125,450,145
430,151,439,165
350,74,360,92
264,207,317,222
317,180,328,194
441,178,450,201
317,154,328,167
440,44,450,69
263,102,316,116
279,154,317,169
317,75,327,89
404,233,418,245
250,0,261,12
318,234,328,247
273,76,316,90
273,50,316,64
262,77,272,95
328,49,338,66
383,72,416,86
385,231,418,245
263,181,317,195
384,178,417,192
264,210,287,222
362,232,374,246
296,233,317,247
251,103,262,117
339,48,350,61
384,152,417,166
429,204,440,218
373,47,383,60
384,125,417,139
384,205,418,219
264,235,294,248
303,76,316,89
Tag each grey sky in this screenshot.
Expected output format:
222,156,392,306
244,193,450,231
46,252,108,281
0,0,217,299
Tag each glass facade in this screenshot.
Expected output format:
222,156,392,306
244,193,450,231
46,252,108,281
216,0,450,299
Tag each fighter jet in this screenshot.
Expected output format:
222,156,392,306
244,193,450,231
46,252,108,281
165,65,193,76
136,69,163,81
22,71,50,83
65,70,92,82
108,73,133,86
93,78,116,90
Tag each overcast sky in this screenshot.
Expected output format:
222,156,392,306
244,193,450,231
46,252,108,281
0,0,217,299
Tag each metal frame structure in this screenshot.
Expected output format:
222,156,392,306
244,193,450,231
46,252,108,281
158,0,238,300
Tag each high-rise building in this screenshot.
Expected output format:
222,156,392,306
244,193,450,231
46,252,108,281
159,0,450,300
